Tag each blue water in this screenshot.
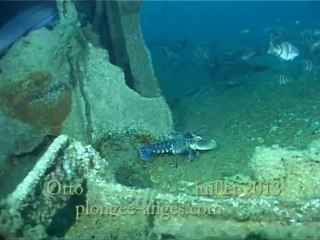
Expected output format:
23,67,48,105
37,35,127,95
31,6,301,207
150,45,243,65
141,1,319,47
140,1,320,100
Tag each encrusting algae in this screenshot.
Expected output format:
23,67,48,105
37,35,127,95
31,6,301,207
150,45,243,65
0,71,72,135
132,131,156,144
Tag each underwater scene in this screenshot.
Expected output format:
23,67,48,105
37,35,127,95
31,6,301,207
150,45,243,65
0,0,320,239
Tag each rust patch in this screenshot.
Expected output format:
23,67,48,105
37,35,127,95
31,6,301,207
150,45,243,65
0,71,72,135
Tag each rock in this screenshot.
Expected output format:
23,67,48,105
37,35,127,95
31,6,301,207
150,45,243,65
249,141,320,200
0,111,46,161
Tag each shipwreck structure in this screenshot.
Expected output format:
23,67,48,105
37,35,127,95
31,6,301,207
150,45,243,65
0,1,320,239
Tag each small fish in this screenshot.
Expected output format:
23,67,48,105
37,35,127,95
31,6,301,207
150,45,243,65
241,29,250,34
301,28,320,38
310,39,320,53
178,39,189,50
303,59,313,71
268,41,299,61
160,47,178,61
278,74,290,85
241,47,261,60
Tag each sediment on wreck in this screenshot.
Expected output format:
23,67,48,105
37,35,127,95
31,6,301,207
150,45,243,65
0,0,173,224
1,135,320,239
0,135,112,239
0,0,173,151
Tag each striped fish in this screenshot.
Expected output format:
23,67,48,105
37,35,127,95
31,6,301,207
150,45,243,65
267,41,299,61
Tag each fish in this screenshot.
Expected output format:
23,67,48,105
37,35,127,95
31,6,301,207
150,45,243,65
278,74,290,85
311,39,320,53
303,59,313,71
301,28,320,39
0,3,58,55
241,29,250,34
241,47,261,61
267,41,299,61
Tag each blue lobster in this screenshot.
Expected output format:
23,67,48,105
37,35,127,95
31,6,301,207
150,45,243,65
139,132,217,161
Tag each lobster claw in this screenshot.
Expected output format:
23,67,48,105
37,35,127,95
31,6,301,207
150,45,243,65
189,138,217,151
